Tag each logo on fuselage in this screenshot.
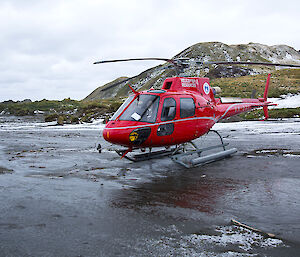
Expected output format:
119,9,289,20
203,82,210,95
129,131,139,142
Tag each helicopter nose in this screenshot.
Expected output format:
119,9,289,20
103,128,121,145
103,126,152,147
103,127,130,146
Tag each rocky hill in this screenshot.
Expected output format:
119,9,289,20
84,42,300,100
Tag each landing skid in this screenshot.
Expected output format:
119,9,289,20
115,148,176,162
113,130,237,168
171,130,237,168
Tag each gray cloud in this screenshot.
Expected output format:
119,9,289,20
0,0,299,101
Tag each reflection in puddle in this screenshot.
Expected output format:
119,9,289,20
110,173,248,215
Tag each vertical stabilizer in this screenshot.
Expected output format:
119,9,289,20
264,74,271,101
263,106,269,119
263,74,271,120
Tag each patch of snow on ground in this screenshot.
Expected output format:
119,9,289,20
0,117,105,131
185,226,284,252
214,119,300,135
269,94,300,109
223,50,233,62
138,225,285,256
284,52,300,64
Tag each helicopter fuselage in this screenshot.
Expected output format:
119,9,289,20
103,76,273,149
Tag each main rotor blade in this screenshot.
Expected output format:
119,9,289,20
100,77,134,92
94,57,300,92
94,57,174,65
197,61,300,68
99,64,176,92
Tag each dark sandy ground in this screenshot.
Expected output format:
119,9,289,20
0,116,300,256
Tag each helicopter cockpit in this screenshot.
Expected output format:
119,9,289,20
110,94,160,123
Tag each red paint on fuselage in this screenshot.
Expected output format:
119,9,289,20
103,93,214,147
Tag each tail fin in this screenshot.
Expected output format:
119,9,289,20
264,74,271,101
263,106,269,120
263,74,271,120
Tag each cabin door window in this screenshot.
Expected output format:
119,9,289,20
180,98,195,118
157,97,176,136
161,97,176,121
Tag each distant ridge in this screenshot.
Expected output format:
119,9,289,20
84,42,300,100
84,77,128,101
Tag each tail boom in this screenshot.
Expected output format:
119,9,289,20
216,100,275,121
216,73,275,121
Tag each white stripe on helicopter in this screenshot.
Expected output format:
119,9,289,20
216,103,254,122
104,116,215,130
104,102,258,130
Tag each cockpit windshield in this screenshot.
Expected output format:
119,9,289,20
110,95,134,121
119,94,159,123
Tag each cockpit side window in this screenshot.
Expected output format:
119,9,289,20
161,97,176,121
119,94,159,123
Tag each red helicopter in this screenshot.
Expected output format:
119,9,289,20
94,58,300,167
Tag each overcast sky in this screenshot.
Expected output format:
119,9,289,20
0,0,299,101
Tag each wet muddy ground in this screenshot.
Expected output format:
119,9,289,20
0,116,300,256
